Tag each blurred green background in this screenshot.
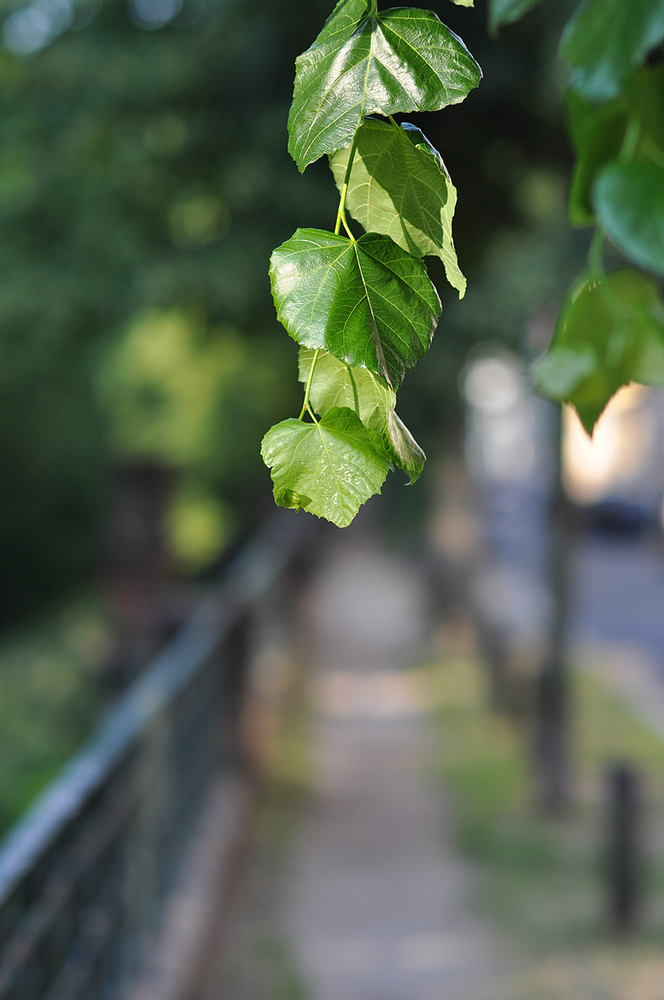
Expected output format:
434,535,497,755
0,0,586,831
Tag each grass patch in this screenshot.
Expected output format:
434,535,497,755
427,653,664,977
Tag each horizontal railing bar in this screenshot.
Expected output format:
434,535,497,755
0,510,315,908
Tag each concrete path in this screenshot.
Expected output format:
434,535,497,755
286,535,508,1000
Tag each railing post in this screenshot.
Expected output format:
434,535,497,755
105,460,178,689
607,762,640,933
533,405,572,814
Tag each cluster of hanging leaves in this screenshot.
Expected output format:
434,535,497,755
261,0,481,526
491,0,664,434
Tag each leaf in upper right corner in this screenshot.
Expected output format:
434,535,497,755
533,269,664,434
329,118,466,297
488,0,544,32
593,160,664,276
566,90,628,226
260,407,388,528
287,0,482,172
566,65,664,226
561,0,664,101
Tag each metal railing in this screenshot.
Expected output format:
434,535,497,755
0,511,316,1000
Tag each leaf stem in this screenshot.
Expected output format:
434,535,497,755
334,129,360,238
306,402,319,424
340,212,356,240
588,227,605,279
299,348,320,420
370,0,378,13
620,116,640,163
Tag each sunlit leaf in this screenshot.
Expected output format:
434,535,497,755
260,407,388,527
561,0,664,101
270,228,441,388
329,118,466,296
534,269,664,433
488,0,544,32
298,347,425,481
593,161,664,276
287,0,482,171
566,66,664,225
298,347,395,431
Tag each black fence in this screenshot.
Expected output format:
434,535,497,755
0,511,315,1000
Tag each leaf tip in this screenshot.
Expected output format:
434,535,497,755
577,407,598,438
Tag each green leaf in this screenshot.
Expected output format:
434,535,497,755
534,269,664,433
260,407,388,527
287,0,482,171
298,346,395,432
566,66,664,225
593,160,664,276
566,91,627,226
561,0,664,101
382,409,426,483
448,0,474,5
270,228,441,388
298,347,426,482
329,118,466,296
488,0,544,32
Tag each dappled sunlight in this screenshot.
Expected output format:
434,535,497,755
563,386,658,505
167,486,232,571
99,309,244,467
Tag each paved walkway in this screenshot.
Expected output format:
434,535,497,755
285,534,508,1000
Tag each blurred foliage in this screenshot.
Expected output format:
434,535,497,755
99,307,292,564
0,0,589,609
0,0,335,620
167,482,230,571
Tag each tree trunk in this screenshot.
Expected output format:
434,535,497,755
533,405,572,813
